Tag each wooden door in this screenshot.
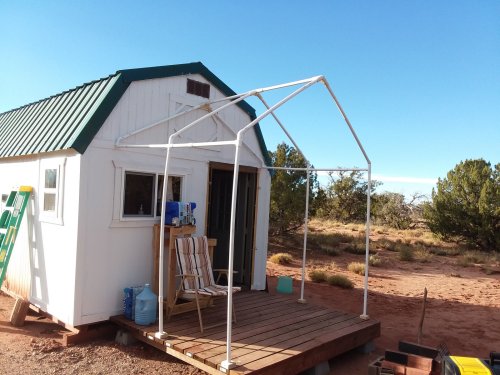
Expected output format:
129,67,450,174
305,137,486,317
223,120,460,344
207,164,257,288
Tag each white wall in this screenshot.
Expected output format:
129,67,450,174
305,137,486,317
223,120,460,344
75,74,271,324
0,150,82,326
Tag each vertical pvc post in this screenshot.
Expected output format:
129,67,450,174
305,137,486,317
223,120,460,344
360,163,372,320
155,142,173,339
220,135,242,371
298,168,310,303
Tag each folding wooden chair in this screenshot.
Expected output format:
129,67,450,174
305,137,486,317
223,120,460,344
167,236,240,332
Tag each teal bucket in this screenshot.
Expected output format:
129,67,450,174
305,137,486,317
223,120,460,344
276,276,293,294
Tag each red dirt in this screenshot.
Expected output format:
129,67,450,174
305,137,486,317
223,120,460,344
0,245,498,374
266,245,500,373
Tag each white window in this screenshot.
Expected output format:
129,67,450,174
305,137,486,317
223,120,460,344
122,171,182,218
40,158,65,224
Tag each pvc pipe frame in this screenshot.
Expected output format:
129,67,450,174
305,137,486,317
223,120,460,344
116,74,372,369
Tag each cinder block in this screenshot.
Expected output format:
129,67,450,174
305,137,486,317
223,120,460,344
10,298,29,327
115,329,137,346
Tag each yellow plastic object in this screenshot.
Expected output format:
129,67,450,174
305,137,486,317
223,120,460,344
444,356,493,375
19,186,33,192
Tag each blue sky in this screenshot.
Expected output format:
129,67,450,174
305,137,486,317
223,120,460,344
1,1,498,199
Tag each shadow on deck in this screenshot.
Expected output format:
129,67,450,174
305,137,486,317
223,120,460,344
111,291,380,375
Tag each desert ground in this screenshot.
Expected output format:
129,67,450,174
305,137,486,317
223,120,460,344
0,221,499,374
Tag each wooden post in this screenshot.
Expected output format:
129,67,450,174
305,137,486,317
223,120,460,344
417,287,428,344
10,297,30,327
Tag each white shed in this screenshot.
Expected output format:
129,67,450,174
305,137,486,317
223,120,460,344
0,62,271,328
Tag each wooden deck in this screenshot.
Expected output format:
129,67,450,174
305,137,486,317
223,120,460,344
111,291,380,375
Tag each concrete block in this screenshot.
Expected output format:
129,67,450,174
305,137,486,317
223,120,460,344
115,329,137,346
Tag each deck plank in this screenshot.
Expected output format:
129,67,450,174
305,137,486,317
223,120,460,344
110,291,380,375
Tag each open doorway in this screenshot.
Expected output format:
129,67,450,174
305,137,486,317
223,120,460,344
207,162,257,289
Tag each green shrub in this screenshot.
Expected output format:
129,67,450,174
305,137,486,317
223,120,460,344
269,252,293,265
379,239,398,252
327,274,354,289
308,269,328,283
324,247,340,256
347,262,365,275
423,159,499,251
344,243,366,255
429,247,449,256
398,246,414,261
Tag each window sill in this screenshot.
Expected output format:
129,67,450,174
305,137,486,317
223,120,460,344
110,218,161,228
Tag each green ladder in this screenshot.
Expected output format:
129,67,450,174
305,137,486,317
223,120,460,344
0,186,32,289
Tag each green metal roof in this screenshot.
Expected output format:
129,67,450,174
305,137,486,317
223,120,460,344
0,62,270,165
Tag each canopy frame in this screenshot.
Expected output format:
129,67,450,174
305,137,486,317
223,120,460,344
116,74,372,371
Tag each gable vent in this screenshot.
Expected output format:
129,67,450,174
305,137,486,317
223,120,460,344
187,78,210,99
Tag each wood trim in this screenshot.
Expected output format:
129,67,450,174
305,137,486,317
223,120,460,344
209,161,258,174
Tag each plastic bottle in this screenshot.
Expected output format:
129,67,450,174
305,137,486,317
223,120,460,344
134,284,157,325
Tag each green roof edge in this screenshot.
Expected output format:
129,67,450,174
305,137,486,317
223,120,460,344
70,73,126,153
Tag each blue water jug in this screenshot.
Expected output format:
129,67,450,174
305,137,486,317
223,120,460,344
134,284,157,325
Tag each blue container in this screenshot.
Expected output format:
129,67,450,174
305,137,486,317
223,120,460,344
134,284,157,325
123,285,144,320
165,201,196,226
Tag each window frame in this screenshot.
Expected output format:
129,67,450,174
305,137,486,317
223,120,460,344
112,160,188,227
39,157,66,225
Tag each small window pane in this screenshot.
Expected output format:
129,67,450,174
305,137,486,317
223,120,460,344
45,169,57,188
156,176,182,216
44,193,56,212
123,172,154,216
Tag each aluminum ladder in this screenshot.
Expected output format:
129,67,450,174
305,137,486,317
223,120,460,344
0,186,32,288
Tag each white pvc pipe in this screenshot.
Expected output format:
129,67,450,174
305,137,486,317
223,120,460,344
155,145,172,339
299,168,310,303
255,93,310,163
322,78,371,165
361,163,372,319
266,166,368,172
221,135,242,370
254,75,323,94
117,73,373,362
222,77,323,370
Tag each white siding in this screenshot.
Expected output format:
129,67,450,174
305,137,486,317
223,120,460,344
0,150,81,326
75,74,271,324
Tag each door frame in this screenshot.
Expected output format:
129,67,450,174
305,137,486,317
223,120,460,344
205,162,258,288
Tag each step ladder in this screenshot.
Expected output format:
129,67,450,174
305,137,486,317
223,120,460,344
0,186,32,289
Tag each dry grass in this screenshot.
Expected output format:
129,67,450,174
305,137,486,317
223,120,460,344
347,262,365,275
308,269,328,283
269,252,293,265
327,274,354,289
456,250,488,267
414,248,434,263
369,254,382,267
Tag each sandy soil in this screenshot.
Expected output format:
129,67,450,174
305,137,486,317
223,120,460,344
0,243,498,374
266,244,500,373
